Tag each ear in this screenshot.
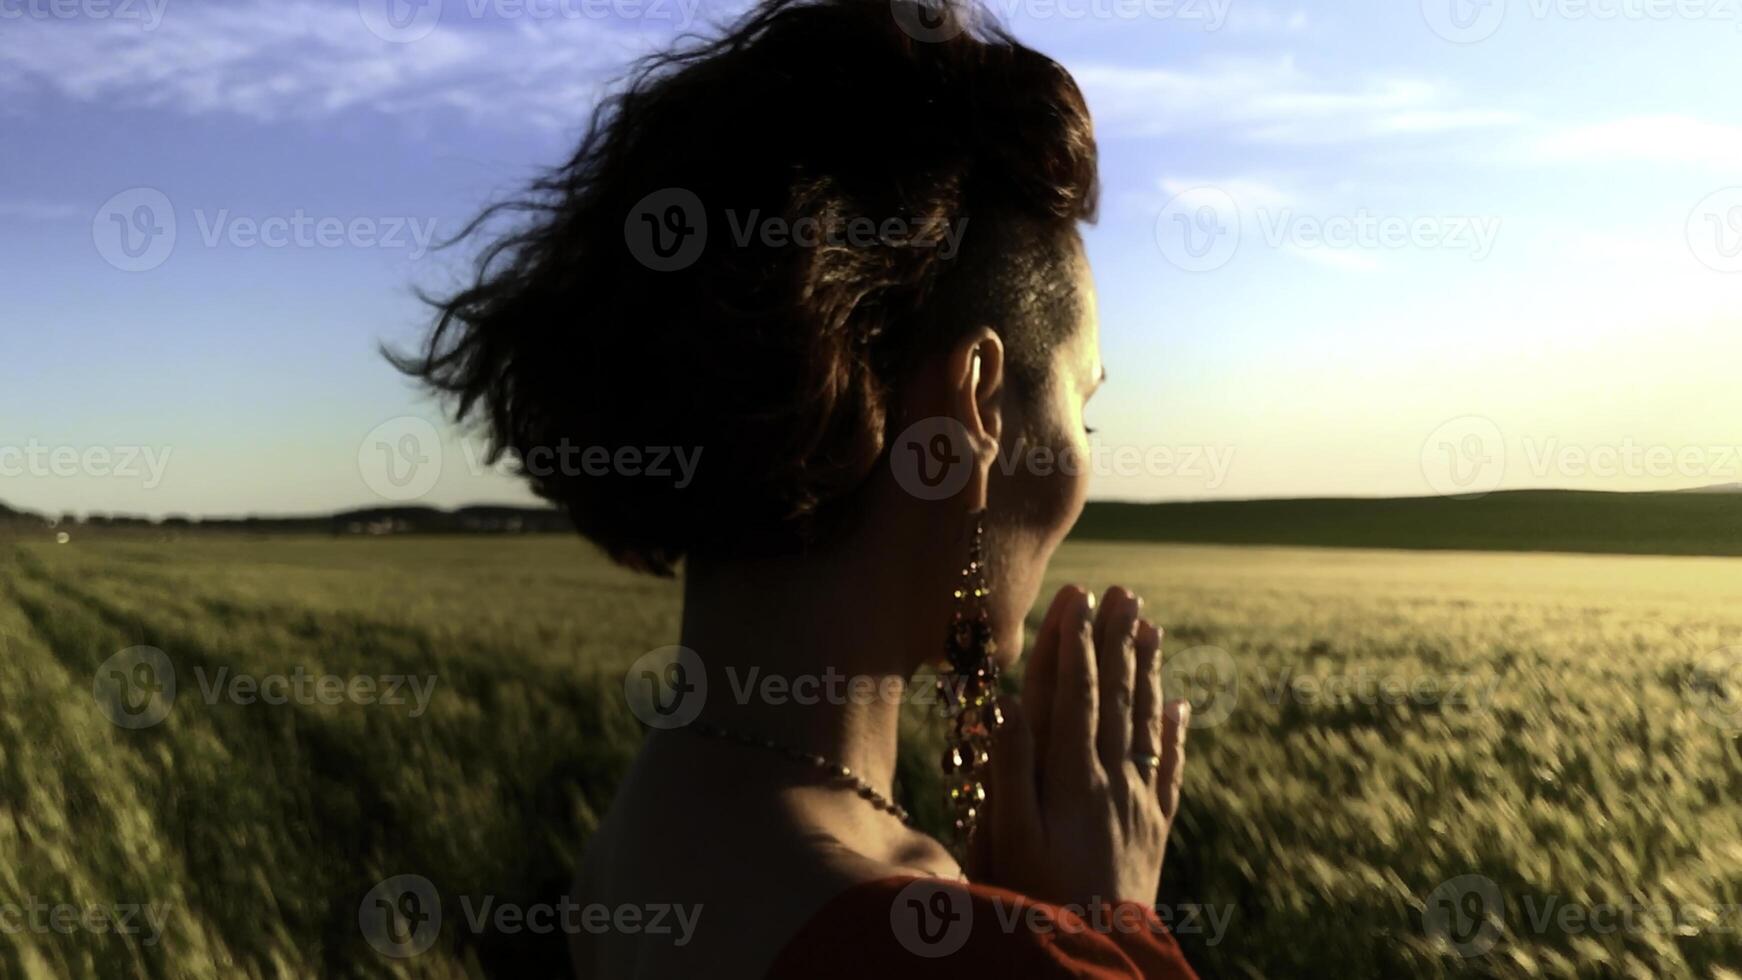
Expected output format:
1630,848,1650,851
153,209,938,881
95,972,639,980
946,327,1005,512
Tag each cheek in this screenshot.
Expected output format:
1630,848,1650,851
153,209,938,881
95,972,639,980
1018,412,1092,553
1050,426,1093,538
985,421,1092,666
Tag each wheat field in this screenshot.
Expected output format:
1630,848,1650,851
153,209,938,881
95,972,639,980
3,531,1740,979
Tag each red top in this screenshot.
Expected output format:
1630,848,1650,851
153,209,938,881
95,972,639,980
769,876,1200,979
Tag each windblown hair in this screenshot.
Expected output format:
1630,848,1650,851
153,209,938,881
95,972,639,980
391,0,1098,575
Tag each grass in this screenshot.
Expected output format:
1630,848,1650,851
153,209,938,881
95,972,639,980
1073,491,1742,557
3,530,1741,978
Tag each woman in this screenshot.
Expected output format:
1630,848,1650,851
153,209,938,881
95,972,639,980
395,0,1197,975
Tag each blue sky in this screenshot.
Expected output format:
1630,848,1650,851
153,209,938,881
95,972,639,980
3,0,1739,518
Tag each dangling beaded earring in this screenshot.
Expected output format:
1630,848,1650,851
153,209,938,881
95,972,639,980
938,509,1003,857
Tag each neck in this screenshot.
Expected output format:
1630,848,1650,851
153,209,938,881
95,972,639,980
676,530,949,798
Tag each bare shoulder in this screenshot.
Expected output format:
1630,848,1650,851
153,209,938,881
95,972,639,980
568,748,956,980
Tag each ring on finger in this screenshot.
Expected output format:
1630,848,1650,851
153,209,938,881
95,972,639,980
1131,751,1161,778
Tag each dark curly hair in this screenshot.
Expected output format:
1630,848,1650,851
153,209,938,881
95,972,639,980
391,0,1098,575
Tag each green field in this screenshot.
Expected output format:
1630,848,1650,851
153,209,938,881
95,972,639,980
4,531,1742,979
1073,490,1742,558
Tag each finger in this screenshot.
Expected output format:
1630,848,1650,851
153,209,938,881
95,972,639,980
1045,587,1099,798
987,694,1039,871
1130,619,1164,783
1156,699,1191,821
1094,587,1140,785
1021,585,1077,790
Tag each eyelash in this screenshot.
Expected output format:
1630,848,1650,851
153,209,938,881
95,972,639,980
1085,426,1098,435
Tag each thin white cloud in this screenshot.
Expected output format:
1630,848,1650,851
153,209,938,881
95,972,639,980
0,0,643,129
1529,115,1742,167
1218,5,1309,32
1371,108,1525,134
1073,57,1522,143
1158,175,1296,210
1147,175,1368,269
1282,243,1379,271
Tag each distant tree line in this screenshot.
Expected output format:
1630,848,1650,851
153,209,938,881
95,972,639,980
0,502,574,535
